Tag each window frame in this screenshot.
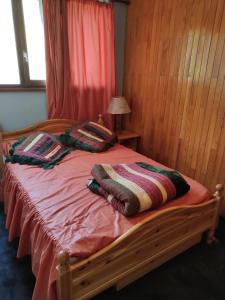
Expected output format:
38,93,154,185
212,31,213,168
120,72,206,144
0,0,46,91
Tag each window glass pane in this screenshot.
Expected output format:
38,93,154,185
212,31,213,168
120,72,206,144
22,0,46,81
0,0,20,84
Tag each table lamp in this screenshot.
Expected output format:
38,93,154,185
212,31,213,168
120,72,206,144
107,96,131,132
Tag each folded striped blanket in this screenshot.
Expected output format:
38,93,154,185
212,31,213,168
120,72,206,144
88,162,190,217
6,132,70,169
59,121,117,152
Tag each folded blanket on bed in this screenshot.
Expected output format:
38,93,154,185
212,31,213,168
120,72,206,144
6,132,70,169
88,162,190,217
59,121,117,152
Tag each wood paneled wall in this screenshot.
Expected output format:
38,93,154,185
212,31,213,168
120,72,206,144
124,0,225,192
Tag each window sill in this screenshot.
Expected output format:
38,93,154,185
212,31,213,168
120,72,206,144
0,86,46,92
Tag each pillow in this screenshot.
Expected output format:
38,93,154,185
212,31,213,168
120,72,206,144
6,132,70,169
59,121,117,153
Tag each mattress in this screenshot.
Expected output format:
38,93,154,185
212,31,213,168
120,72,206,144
0,144,210,300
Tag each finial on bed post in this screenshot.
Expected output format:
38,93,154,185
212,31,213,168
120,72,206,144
57,250,70,272
214,184,224,216
207,184,224,244
97,114,104,126
214,184,224,201
56,250,72,300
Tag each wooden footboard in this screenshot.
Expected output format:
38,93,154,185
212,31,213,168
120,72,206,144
56,185,224,300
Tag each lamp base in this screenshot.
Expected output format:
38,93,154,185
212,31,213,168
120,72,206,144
115,114,123,133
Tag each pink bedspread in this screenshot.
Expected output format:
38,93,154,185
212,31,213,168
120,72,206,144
0,144,210,300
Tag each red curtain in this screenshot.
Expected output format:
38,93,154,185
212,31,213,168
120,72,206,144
43,0,116,126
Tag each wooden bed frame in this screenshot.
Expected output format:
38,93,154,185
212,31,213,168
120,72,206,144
0,119,224,300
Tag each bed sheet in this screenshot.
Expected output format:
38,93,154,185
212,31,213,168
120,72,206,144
0,144,210,300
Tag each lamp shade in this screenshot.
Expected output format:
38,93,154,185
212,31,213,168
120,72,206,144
107,97,131,115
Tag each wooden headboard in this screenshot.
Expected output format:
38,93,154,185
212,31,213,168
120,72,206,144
0,119,78,174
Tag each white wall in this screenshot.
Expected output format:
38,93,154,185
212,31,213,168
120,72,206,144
0,3,126,132
0,91,47,131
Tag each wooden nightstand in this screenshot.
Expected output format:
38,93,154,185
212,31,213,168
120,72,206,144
117,130,140,151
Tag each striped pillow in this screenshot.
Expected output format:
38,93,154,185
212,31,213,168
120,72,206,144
60,121,117,152
6,132,70,169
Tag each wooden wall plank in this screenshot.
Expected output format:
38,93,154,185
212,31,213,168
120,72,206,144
124,0,225,192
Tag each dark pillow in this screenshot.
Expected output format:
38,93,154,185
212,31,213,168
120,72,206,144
59,121,117,152
6,132,70,169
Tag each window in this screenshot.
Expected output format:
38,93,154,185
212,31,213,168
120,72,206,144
0,0,46,89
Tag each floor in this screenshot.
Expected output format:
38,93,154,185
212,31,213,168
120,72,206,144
1,203,225,300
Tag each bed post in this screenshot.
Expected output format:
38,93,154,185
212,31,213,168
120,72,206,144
216,184,225,217
207,184,224,244
56,250,72,300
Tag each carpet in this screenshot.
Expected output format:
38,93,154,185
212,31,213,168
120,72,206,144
0,203,225,300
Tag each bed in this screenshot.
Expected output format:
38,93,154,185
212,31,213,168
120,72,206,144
0,119,224,300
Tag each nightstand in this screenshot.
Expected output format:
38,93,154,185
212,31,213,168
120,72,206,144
117,130,140,151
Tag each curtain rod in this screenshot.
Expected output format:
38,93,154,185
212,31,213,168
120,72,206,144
97,0,130,5
113,0,130,4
